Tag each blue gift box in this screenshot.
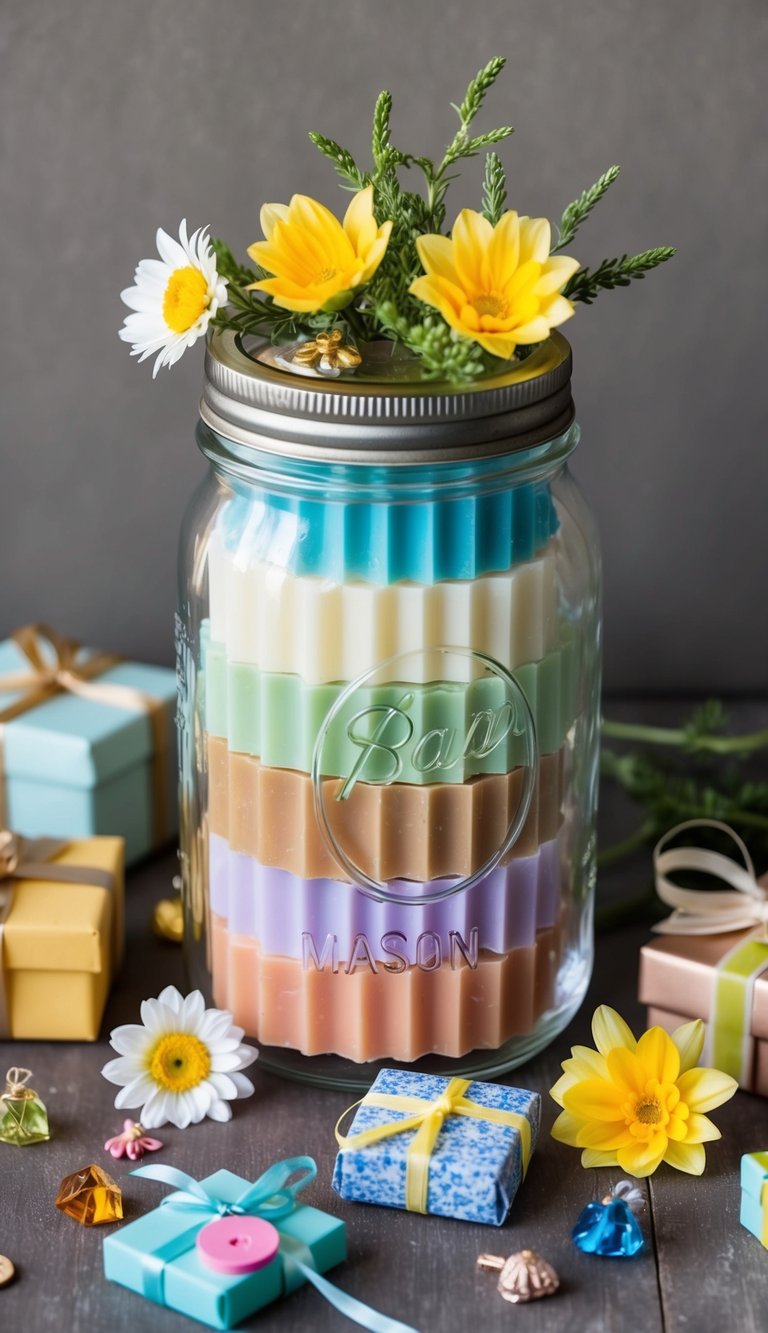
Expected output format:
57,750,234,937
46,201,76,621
0,632,176,865
103,1168,347,1330
740,1151,768,1247
332,1069,540,1226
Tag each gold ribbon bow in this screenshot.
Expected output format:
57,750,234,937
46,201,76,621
653,819,768,937
336,1076,532,1215
0,830,119,1040
0,624,169,845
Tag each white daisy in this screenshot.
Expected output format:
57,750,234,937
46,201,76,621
101,986,257,1129
119,220,227,377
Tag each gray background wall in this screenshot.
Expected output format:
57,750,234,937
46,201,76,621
1,0,766,694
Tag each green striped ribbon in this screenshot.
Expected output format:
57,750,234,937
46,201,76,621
709,939,768,1083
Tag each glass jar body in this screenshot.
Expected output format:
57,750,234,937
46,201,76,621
177,420,601,1088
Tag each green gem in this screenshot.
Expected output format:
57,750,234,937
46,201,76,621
0,1091,50,1146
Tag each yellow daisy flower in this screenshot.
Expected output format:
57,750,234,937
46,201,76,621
550,1006,737,1178
247,186,392,314
410,209,580,361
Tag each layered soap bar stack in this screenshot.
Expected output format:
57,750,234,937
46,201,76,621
203,477,577,1062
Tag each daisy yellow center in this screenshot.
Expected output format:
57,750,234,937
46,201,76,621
474,292,510,319
162,266,209,333
147,1032,210,1092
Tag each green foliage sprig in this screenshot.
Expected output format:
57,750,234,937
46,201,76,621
564,247,677,306
210,58,675,382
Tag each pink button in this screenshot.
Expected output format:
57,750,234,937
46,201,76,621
196,1215,280,1275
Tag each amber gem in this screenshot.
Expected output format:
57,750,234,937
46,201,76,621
55,1164,123,1225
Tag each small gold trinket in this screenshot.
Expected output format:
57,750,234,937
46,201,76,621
291,329,362,377
0,1254,15,1288
55,1163,123,1225
478,1248,560,1304
152,890,183,943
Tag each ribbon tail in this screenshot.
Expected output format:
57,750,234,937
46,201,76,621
293,1259,420,1333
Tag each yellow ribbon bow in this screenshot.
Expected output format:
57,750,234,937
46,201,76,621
0,624,169,843
336,1077,532,1215
0,830,119,1040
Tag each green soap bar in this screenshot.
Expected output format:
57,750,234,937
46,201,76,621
204,636,577,782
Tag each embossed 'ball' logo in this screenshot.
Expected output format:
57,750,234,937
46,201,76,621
311,648,538,904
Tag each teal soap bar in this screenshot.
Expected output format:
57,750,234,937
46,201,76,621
103,1168,347,1330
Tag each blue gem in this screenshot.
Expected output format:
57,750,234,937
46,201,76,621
572,1197,644,1258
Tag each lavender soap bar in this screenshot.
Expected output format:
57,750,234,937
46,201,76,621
332,1070,539,1226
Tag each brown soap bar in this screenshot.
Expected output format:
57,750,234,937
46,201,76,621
211,914,561,1062
208,736,563,881
639,931,768,1042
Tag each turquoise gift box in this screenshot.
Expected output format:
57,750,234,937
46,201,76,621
0,629,176,865
332,1069,540,1226
103,1167,346,1329
740,1151,768,1247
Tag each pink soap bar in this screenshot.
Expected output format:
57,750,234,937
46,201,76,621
197,1215,280,1274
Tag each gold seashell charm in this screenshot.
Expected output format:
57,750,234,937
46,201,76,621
291,329,362,377
152,894,183,944
477,1248,560,1304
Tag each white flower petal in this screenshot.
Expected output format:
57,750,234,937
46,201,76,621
207,1098,234,1123
228,1072,256,1098
209,1073,239,1099
157,985,185,1012
101,1055,136,1085
210,1051,252,1073
156,226,188,270
140,996,175,1033
108,1024,152,1057
140,1090,170,1129
114,1075,156,1109
179,990,206,1032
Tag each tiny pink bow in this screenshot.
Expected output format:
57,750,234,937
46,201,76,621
105,1119,163,1160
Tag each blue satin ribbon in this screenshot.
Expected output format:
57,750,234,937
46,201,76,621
131,1157,418,1333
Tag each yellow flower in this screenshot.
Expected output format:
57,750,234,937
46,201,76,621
247,186,392,314
550,1006,737,1178
410,209,580,361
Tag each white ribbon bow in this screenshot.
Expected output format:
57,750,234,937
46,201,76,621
653,819,768,936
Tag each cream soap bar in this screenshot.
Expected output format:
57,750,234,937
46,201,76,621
207,534,560,683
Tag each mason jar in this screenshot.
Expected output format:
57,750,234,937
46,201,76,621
176,329,601,1089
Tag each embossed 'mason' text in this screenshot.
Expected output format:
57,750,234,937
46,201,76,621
301,928,480,974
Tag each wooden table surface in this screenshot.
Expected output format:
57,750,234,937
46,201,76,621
2,701,766,1333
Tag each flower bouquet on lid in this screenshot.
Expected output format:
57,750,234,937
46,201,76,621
119,56,674,383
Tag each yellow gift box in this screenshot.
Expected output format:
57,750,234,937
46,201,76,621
0,836,124,1040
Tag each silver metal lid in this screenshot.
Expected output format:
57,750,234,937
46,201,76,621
200,329,574,463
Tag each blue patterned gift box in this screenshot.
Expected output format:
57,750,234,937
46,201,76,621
0,628,176,865
332,1070,540,1226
